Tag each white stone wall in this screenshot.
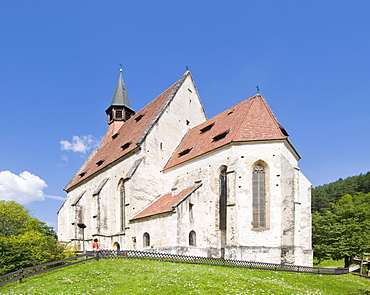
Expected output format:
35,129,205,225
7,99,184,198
58,74,207,251
161,140,312,265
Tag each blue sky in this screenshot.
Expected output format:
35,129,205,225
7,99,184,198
1,1,370,230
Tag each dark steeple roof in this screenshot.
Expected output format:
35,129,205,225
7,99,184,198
106,69,135,124
109,69,133,110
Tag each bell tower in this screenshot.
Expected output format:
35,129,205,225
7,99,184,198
105,69,135,124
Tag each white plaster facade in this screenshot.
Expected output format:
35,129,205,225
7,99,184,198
58,71,313,266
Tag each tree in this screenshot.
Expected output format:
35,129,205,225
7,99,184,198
0,201,65,275
312,171,370,213
312,193,370,267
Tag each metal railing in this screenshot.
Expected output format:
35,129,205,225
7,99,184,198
98,249,349,275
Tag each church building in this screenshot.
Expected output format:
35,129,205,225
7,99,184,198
58,70,312,266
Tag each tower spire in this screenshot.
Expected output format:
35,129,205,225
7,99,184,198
105,69,135,124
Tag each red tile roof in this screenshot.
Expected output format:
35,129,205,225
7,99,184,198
164,95,288,170
130,185,201,221
64,72,191,191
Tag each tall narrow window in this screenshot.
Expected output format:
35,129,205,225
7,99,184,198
119,180,125,232
143,232,150,247
189,203,194,222
219,168,227,230
189,230,196,246
252,164,266,228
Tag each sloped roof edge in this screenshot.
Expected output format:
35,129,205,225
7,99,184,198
129,184,201,221
136,70,192,145
64,71,192,192
172,183,202,209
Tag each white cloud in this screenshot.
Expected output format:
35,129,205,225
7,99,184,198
0,171,63,205
60,135,100,154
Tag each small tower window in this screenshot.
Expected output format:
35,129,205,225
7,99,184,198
116,109,123,119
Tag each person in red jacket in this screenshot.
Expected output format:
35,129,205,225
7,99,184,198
92,238,99,250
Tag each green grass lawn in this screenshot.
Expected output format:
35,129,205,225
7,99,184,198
1,259,370,294
314,258,346,268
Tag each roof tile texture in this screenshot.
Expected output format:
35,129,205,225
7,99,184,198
130,185,198,220
65,81,179,191
164,95,287,170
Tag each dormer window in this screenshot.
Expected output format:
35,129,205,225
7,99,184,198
213,130,230,142
200,122,215,133
79,171,87,177
112,132,120,139
96,160,105,166
278,123,289,136
125,112,131,121
178,146,193,157
228,109,235,115
121,141,132,150
135,114,144,122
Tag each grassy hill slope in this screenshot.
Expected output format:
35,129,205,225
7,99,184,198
1,259,370,294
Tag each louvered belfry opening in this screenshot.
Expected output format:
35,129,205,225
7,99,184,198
106,106,135,124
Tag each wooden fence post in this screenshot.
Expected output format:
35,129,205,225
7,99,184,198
19,269,23,284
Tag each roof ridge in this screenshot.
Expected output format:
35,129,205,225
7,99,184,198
232,95,256,142
109,70,133,110
257,94,286,138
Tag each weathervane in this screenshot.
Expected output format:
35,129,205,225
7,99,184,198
256,86,260,94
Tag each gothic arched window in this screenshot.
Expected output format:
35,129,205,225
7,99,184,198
143,232,150,247
219,168,227,230
252,164,266,228
189,230,196,246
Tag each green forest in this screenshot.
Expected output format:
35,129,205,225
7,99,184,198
312,171,370,213
312,171,370,268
